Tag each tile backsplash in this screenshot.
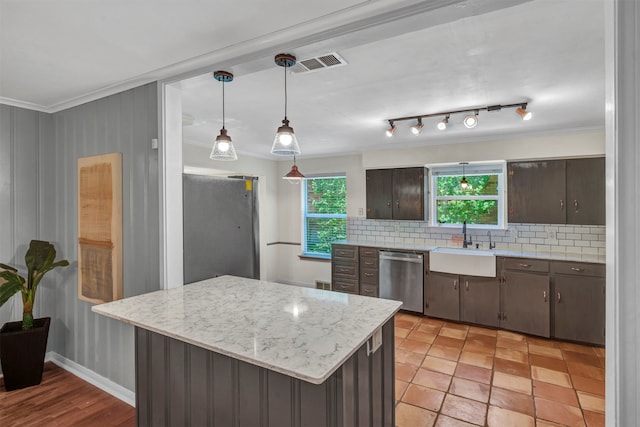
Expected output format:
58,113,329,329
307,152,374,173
347,218,606,255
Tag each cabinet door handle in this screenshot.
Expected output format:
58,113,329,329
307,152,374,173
557,292,561,303
518,263,531,268
465,280,469,291
570,267,584,272
574,199,579,212
543,290,547,302
396,201,400,208
560,199,564,209
453,279,458,290
387,201,391,208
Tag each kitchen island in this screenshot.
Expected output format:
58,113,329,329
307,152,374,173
92,275,402,427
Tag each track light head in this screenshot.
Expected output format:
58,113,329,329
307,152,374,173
437,115,449,131
410,118,424,135
463,111,479,129
516,105,532,121
385,121,397,137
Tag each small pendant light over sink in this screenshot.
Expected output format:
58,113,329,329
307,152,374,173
210,71,237,161
460,162,471,190
283,155,305,184
271,54,301,156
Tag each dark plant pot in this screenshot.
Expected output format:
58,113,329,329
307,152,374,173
0,317,51,391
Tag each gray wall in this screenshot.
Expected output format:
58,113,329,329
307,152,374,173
0,106,53,346
1,83,159,388
42,82,160,390
609,1,640,425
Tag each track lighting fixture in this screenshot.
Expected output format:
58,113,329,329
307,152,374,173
385,121,397,137
437,115,449,131
463,111,479,129
383,102,531,136
410,118,424,135
515,104,532,120
272,53,301,156
283,155,305,184
210,71,237,161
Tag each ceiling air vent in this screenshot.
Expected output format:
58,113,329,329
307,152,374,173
291,52,347,74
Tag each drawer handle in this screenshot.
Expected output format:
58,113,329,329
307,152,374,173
339,268,350,273
364,272,374,277
519,263,531,268
364,261,375,266
570,267,584,272
543,290,547,302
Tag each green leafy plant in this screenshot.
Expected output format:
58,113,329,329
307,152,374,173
0,240,69,330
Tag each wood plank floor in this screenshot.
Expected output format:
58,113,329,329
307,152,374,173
0,362,135,427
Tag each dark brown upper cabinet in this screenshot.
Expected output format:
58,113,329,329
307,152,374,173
507,157,604,225
366,167,426,220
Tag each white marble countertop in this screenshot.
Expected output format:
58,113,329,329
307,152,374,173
337,240,605,264
92,276,402,384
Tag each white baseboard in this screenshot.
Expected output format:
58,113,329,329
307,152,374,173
46,351,135,407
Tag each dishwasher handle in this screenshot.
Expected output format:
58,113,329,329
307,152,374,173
379,251,423,263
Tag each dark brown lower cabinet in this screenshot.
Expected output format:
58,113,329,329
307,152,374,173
552,261,605,345
501,270,551,337
424,272,460,321
460,276,500,327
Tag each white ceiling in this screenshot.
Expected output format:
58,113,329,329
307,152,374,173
1,0,605,160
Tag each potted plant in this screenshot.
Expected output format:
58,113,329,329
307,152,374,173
0,239,69,390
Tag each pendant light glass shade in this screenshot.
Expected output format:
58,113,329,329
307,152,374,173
210,71,237,161
272,118,300,155
210,128,237,160
272,54,301,156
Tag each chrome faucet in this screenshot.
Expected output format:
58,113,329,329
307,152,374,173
462,221,473,248
487,230,496,249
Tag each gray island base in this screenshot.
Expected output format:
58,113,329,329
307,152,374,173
92,276,402,427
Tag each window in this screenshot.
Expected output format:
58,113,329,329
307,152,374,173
429,162,506,228
303,176,347,258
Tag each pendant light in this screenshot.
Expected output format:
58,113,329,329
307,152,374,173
210,71,237,161
271,54,301,156
283,155,305,184
460,162,471,190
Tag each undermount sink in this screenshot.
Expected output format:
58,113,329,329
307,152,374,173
429,247,497,277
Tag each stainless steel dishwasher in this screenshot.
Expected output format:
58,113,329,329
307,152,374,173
379,251,424,313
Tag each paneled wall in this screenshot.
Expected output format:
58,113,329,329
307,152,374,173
42,83,159,390
0,105,53,375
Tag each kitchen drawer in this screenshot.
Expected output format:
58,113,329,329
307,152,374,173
332,244,358,262
550,261,605,277
502,257,549,273
360,256,379,269
333,262,358,279
359,247,380,259
333,279,359,294
360,283,378,298
360,268,379,285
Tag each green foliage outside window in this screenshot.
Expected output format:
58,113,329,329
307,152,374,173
435,174,499,225
305,177,347,255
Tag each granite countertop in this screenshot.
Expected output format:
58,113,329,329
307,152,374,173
337,240,606,264
92,276,402,384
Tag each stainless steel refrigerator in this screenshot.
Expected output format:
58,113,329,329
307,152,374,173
183,174,260,284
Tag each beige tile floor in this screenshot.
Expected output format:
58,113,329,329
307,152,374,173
394,313,605,427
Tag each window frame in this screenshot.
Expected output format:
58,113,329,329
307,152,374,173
427,161,507,229
301,174,347,259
